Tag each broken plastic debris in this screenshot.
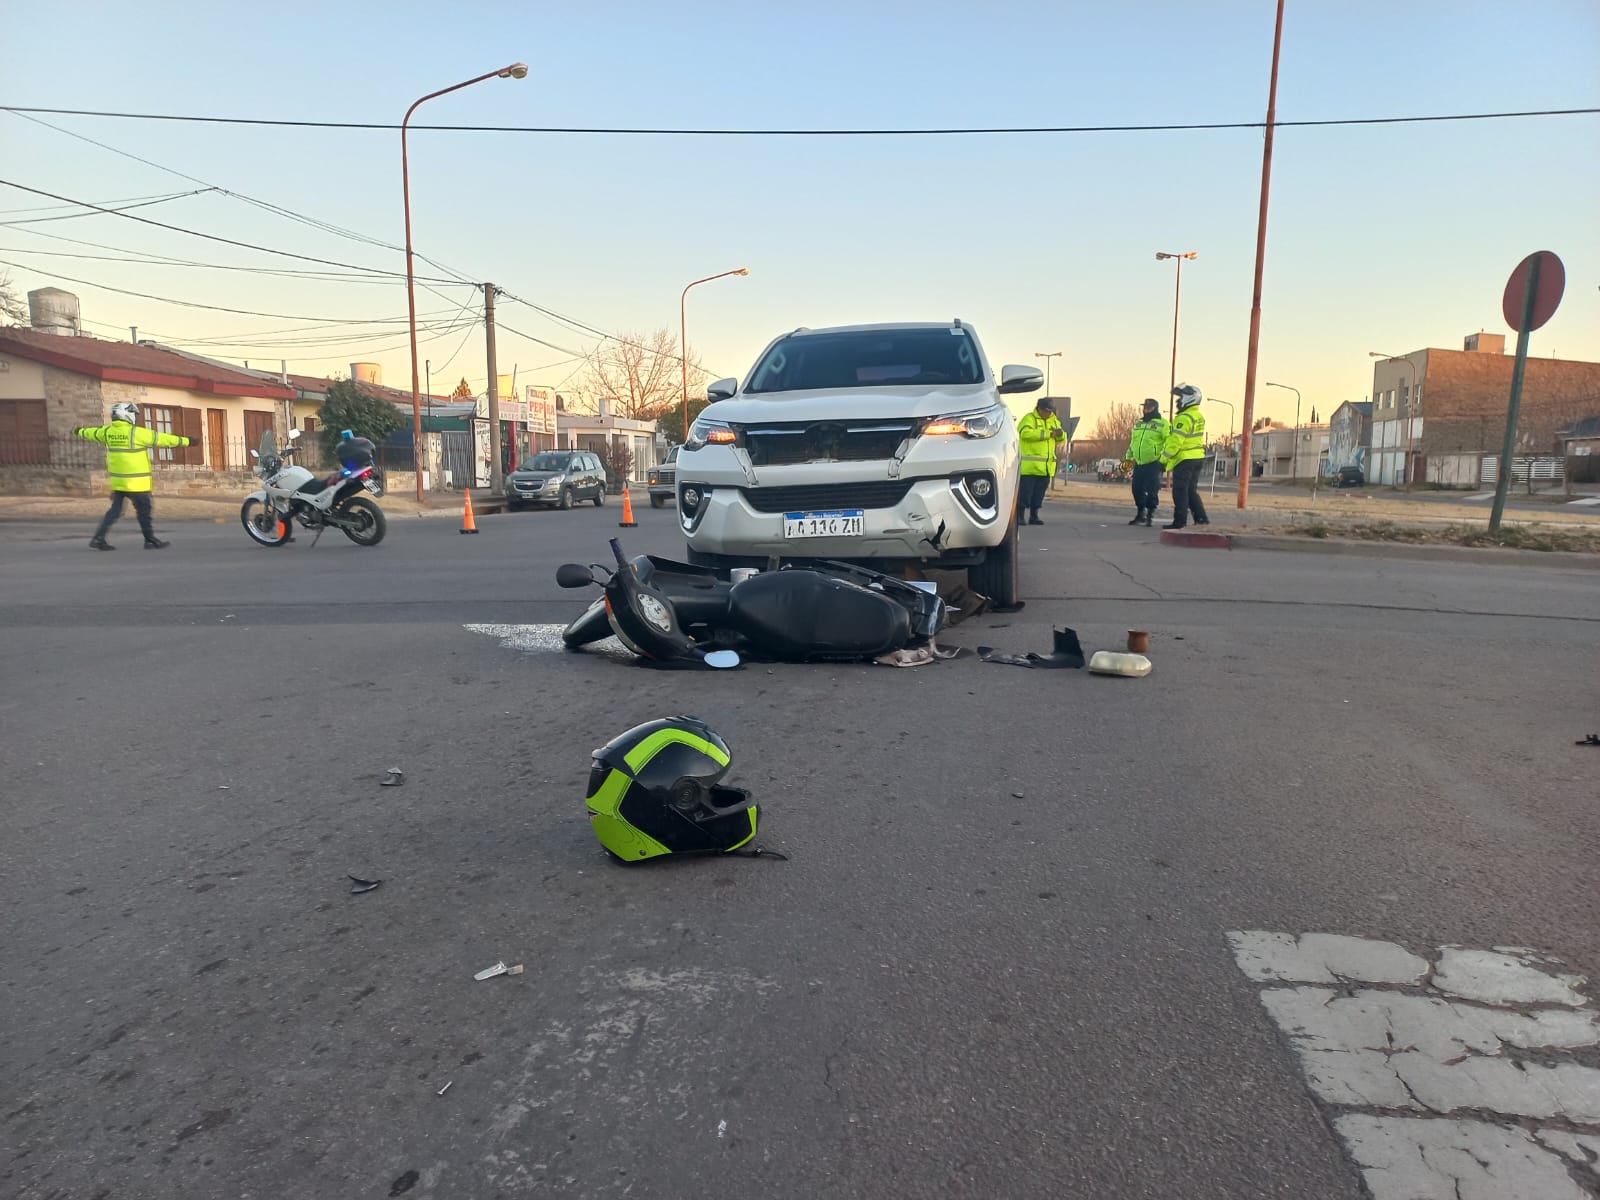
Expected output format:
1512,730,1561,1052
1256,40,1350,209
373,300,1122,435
348,873,383,894
474,961,524,981
380,768,404,787
437,1081,453,1096
977,627,1084,669
1088,651,1153,677
1577,734,1600,747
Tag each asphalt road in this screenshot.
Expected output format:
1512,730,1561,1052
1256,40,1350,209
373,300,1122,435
3,502,1597,1199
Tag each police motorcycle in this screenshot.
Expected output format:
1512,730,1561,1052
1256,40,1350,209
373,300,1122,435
241,428,387,548
556,538,946,669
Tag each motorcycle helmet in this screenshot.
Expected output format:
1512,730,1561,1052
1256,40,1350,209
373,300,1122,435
110,402,139,424
1172,384,1203,411
585,716,757,862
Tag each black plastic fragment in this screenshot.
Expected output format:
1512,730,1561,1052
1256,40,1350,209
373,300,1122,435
348,874,383,894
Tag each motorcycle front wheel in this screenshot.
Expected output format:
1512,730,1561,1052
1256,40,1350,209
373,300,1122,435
240,498,293,547
337,495,387,547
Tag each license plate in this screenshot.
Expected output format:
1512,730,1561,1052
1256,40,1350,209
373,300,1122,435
783,509,864,538
363,477,384,496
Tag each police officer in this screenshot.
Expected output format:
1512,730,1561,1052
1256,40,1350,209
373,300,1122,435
1016,396,1065,525
73,402,191,550
1124,398,1169,526
1161,384,1209,529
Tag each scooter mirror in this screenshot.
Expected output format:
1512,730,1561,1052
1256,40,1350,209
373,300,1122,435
249,449,260,458
703,649,741,670
287,428,302,441
555,563,596,589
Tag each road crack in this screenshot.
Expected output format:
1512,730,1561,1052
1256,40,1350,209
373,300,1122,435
1092,554,1165,599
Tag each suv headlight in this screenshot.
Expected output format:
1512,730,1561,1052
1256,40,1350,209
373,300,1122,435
685,419,737,451
922,405,1005,439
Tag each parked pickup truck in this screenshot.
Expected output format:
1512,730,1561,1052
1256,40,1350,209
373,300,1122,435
647,445,680,507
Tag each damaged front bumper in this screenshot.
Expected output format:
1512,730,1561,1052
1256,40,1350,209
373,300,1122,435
681,473,1005,563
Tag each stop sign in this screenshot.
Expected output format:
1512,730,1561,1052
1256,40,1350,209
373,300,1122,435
1502,251,1565,333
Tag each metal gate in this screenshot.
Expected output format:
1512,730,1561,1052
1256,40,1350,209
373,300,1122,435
441,431,474,489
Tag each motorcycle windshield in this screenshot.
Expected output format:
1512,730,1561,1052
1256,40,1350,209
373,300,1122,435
258,429,277,459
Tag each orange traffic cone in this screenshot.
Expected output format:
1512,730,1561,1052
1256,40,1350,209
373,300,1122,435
460,489,479,535
618,482,638,528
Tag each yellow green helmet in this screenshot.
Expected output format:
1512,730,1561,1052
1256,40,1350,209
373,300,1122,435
585,717,757,863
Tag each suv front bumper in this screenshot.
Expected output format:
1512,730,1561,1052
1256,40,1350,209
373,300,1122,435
681,473,1011,562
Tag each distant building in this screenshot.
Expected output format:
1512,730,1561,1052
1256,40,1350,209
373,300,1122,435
1326,401,1373,475
1369,333,1600,488
1251,419,1329,479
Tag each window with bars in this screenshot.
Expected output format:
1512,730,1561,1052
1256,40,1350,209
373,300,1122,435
147,406,179,460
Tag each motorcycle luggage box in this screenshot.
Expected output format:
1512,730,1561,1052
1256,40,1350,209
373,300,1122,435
336,437,377,468
728,570,911,660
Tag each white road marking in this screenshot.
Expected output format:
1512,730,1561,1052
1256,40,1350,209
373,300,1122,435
463,622,628,658
1229,930,1600,1199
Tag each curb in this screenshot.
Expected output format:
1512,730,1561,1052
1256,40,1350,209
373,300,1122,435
1159,529,1232,550
1226,532,1600,571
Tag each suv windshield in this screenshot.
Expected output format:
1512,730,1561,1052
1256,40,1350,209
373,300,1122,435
523,452,573,472
746,328,984,394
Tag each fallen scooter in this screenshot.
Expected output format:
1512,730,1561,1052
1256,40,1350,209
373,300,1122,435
557,539,947,669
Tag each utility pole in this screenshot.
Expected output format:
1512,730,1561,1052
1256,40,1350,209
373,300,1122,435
485,283,503,495
1237,0,1286,509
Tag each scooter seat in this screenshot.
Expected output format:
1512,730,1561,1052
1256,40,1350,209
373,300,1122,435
728,570,911,660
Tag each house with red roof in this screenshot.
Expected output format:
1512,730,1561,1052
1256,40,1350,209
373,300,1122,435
0,327,307,473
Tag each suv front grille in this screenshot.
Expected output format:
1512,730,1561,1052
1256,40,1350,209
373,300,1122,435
742,481,912,514
743,421,916,466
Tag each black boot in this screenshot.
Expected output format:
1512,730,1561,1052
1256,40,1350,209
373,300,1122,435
1028,510,1044,526
143,538,170,549
1163,520,1186,530
1128,509,1145,525
88,537,114,551
1141,511,1156,526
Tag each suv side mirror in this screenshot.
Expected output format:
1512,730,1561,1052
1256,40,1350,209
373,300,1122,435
998,365,1045,395
706,377,738,403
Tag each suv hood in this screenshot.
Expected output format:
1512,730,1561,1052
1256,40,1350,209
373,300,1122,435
704,382,996,425
509,469,563,482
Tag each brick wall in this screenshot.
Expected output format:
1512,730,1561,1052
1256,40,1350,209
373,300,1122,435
42,365,105,431
1417,351,1600,455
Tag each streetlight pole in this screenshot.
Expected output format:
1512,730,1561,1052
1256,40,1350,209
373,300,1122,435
403,61,528,502
1033,351,1061,399
1370,351,1421,491
1155,251,1197,419
680,268,750,441
1265,382,1300,481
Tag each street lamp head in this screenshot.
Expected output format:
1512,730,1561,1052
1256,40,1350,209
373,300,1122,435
735,267,750,276
1155,252,1172,260
500,62,530,79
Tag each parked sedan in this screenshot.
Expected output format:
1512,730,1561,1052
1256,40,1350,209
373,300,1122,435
505,451,606,510
1332,465,1365,488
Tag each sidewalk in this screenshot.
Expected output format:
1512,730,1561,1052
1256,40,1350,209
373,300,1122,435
0,487,504,522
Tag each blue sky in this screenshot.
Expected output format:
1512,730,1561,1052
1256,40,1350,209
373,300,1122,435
3,0,1597,432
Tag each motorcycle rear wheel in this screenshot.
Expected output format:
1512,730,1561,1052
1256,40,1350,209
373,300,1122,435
240,498,293,547
337,495,387,546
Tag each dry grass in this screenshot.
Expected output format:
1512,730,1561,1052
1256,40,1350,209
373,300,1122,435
1283,518,1600,554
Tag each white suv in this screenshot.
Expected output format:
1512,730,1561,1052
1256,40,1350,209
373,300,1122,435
676,320,1043,607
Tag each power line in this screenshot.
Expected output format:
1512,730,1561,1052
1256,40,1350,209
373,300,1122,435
4,110,476,286
0,189,215,224
0,243,437,284
0,178,462,284
1,103,1595,135
0,188,208,216
0,257,471,323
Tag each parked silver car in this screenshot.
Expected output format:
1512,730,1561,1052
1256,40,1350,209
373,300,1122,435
506,450,606,511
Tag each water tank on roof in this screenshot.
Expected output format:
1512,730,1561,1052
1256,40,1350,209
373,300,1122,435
350,362,382,384
28,288,81,336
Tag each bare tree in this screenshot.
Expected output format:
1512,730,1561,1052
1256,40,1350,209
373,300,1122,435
578,328,702,421
0,271,26,326
1091,400,1142,445
599,440,635,489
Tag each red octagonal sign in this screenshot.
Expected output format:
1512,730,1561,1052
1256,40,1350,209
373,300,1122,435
1502,250,1565,333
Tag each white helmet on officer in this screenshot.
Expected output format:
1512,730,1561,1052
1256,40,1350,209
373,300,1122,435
110,402,139,424
1172,384,1203,411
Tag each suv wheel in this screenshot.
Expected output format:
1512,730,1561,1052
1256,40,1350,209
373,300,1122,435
593,487,605,508
558,487,573,511
967,504,1019,608
650,494,666,509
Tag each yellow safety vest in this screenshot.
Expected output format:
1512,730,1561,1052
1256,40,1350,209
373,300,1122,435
1127,416,1170,466
1017,410,1064,478
1160,407,1205,468
73,420,189,492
